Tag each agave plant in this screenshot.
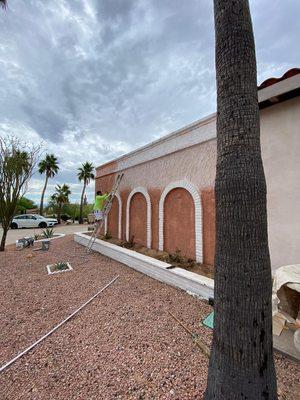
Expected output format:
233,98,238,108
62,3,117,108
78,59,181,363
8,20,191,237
54,262,69,271
42,227,54,238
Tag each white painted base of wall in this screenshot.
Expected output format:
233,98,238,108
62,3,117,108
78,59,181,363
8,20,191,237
74,232,214,299
35,233,66,242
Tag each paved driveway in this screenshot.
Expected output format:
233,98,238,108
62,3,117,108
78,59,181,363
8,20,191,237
0,224,88,246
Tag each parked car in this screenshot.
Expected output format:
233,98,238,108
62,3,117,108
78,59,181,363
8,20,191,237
10,214,58,229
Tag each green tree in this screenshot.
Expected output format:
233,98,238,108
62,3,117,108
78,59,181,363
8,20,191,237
0,136,41,251
77,162,94,224
50,184,71,224
38,154,59,215
205,1,277,399
15,196,37,214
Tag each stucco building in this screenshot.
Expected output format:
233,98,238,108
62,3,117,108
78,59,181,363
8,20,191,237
95,68,300,271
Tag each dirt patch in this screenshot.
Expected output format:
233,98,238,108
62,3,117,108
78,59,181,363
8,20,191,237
98,234,215,279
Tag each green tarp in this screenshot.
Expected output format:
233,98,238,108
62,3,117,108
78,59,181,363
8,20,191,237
202,311,214,329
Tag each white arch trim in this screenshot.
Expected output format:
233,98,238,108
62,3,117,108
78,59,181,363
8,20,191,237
105,192,122,239
159,180,203,263
126,187,152,248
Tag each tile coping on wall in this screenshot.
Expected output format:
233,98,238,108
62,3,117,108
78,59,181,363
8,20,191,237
74,232,214,299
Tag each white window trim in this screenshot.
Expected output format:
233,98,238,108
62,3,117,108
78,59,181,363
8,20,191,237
105,192,122,239
158,180,203,263
126,187,152,248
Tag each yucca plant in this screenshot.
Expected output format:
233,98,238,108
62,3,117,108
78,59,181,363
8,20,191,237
54,262,69,271
42,227,54,238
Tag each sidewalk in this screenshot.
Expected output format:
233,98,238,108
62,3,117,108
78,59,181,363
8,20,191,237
0,224,87,245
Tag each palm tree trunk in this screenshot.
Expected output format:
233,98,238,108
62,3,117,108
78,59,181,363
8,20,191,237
205,1,277,399
0,225,8,251
57,203,62,224
40,175,48,215
79,181,86,224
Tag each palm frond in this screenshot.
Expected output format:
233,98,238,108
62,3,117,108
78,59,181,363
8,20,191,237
77,161,95,183
38,153,59,177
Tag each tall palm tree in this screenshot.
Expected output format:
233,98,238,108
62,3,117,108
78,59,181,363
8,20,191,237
38,154,59,215
205,1,277,399
77,162,94,224
51,184,71,224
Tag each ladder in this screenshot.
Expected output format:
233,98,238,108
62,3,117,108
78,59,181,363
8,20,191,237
85,173,124,253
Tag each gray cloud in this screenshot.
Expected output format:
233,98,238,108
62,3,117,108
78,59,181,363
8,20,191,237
0,0,299,202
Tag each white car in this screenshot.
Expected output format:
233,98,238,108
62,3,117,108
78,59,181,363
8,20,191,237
11,214,58,229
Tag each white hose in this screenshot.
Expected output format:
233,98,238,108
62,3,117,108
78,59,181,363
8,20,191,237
0,275,119,373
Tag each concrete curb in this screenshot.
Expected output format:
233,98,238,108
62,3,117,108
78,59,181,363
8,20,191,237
74,232,214,299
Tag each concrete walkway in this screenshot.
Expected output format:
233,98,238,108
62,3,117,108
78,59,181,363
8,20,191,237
0,224,87,246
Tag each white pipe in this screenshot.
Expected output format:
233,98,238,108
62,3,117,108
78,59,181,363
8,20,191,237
0,275,119,373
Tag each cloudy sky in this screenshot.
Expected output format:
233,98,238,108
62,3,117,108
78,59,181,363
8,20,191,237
0,0,299,204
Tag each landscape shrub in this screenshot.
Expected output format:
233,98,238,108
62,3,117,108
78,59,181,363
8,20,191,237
60,214,71,222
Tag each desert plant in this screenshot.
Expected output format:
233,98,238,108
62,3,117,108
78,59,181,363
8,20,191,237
121,236,135,249
42,227,54,238
169,248,184,264
15,196,37,215
104,232,112,240
60,214,71,222
0,136,42,251
54,262,69,271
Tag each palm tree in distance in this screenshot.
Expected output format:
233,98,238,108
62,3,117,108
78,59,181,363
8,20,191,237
51,184,71,224
205,1,277,399
0,1,7,9
77,162,95,224
38,154,59,215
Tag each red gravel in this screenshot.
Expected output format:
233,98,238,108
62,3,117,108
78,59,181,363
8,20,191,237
0,235,299,399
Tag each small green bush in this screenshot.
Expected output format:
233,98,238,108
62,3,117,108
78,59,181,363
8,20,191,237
60,214,71,222
121,236,135,249
169,248,184,264
42,227,54,238
54,262,69,271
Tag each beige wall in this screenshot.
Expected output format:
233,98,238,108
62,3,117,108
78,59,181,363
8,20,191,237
261,97,300,270
115,138,216,192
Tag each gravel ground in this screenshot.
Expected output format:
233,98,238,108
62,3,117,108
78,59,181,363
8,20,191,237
0,235,299,399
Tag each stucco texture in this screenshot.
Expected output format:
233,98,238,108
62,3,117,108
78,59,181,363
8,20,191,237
129,193,148,246
164,188,196,259
107,197,119,239
261,97,300,269
114,139,216,193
